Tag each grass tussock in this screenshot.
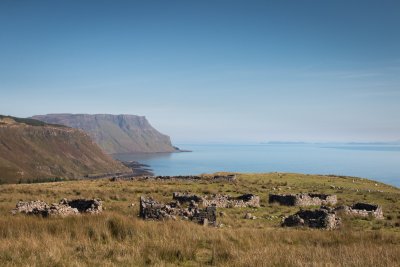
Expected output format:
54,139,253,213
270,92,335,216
0,214,399,266
0,173,399,266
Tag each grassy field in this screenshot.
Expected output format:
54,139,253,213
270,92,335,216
0,173,399,266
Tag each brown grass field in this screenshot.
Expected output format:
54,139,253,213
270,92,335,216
0,173,399,266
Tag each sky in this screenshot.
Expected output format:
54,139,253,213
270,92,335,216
0,0,399,143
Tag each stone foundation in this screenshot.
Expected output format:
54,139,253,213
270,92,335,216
173,192,260,208
60,198,103,214
11,198,102,217
337,203,384,219
139,196,217,226
269,193,337,206
282,207,341,230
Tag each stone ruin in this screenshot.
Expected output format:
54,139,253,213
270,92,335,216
282,207,341,230
269,193,337,207
172,192,260,208
336,202,384,219
282,201,384,230
139,196,217,226
11,198,102,217
138,174,236,182
59,198,103,214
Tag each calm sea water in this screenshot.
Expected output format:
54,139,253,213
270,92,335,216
113,144,400,187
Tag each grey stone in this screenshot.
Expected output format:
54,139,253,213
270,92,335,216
282,208,341,230
269,193,337,207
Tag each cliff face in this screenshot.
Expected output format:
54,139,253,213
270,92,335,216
32,114,178,154
0,116,129,184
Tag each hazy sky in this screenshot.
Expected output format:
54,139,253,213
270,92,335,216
1,0,399,143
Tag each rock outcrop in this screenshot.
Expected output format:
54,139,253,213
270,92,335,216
32,114,179,154
269,193,337,207
282,207,341,230
11,199,103,217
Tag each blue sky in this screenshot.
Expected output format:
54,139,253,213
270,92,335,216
1,0,399,143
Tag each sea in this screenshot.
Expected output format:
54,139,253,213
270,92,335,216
113,143,400,187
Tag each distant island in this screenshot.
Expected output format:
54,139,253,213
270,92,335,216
263,141,400,145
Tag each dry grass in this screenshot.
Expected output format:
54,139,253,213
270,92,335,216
0,173,399,266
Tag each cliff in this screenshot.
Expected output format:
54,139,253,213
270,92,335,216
0,116,129,184
32,114,178,154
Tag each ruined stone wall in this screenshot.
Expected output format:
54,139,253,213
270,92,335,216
173,192,260,208
269,193,337,207
139,196,217,225
139,196,181,220
282,208,341,230
202,194,260,208
172,192,203,203
139,174,236,182
11,198,102,217
337,203,384,219
191,206,217,226
60,198,103,214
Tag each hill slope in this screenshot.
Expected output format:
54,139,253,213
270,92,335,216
32,114,179,154
0,116,129,184
0,173,399,265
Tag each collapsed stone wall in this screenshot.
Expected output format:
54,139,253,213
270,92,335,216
173,192,260,208
269,193,337,207
139,196,216,226
336,203,384,219
11,198,102,217
282,207,341,230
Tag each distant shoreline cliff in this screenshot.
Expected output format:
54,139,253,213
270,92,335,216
32,114,180,154
0,115,129,184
